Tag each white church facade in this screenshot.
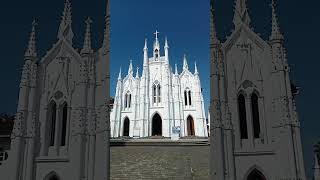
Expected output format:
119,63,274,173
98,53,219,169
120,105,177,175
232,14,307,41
110,32,208,138
1,0,319,179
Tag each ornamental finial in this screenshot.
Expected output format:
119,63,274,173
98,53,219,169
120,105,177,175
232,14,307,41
24,19,38,59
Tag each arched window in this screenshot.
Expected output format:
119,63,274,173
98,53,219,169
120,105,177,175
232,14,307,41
188,90,192,105
60,103,68,146
49,101,57,146
153,81,161,105
158,85,161,103
124,94,128,108
238,94,248,139
184,91,188,106
124,92,131,109
184,89,192,106
251,93,261,139
153,85,157,103
155,49,159,60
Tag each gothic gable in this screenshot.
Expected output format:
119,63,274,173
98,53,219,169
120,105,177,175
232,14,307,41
40,40,81,102
223,25,272,91
40,39,81,67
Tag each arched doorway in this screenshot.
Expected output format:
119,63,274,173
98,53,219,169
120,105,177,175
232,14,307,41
49,175,59,180
247,169,266,180
44,172,60,180
152,113,162,136
123,117,130,136
187,116,195,136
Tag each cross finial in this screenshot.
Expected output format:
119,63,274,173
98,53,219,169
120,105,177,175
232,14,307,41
154,30,160,39
32,19,38,28
85,17,93,26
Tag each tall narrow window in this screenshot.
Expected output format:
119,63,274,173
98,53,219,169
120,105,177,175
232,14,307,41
61,103,68,146
184,89,192,106
124,94,128,108
238,94,248,139
153,82,161,105
153,85,157,103
124,92,131,109
50,102,57,146
158,85,161,103
184,91,188,106
188,91,192,105
251,93,261,139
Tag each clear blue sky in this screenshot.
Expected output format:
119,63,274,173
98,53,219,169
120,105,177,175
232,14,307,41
0,0,319,178
109,0,210,109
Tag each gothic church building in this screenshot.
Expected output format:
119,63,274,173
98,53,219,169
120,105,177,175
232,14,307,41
110,33,208,138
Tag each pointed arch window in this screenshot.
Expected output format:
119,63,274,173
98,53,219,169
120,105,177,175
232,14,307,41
238,94,248,139
251,93,261,139
60,103,68,146
49,101,57,146
184,88,192,106
124,94,128,108
153,81,161,105
188,90,192,105
184,91,188,106
124,92,132,109
155,49,159,60
158,84,161,103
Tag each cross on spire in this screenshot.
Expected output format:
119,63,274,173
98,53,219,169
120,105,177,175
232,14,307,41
154,30,160,40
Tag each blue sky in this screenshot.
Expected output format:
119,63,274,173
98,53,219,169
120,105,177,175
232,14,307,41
0,0,319,178
110,0,211,112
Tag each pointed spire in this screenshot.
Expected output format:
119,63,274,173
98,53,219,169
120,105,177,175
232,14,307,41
81,17,93,54
233,0,251,28
144,38,148,50
25,19,38,59
164,36,169,49
58,0,74,44
128,60,133,75
175,64,178,75
194,61,199,75
118,67,122,80
136,67,139,78
143,38,149,67
270,0,284,41
103,0,110,50
183,54,189,70
164,36,169,64
210,0,220,45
